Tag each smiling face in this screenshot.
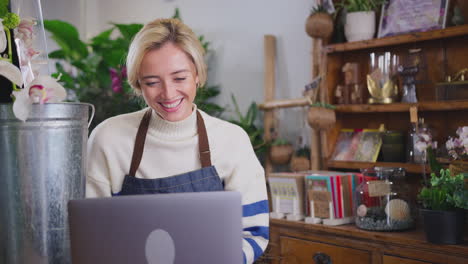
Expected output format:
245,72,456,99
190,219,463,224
139,42,198,122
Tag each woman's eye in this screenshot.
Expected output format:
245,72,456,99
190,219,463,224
174,77,186,81
145,81,160,87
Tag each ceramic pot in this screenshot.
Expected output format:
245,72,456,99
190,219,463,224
305,13,334,39
345,11,375,42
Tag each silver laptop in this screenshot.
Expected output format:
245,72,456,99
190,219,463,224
68,191,242,264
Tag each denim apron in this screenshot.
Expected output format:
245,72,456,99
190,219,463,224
118,109,224,195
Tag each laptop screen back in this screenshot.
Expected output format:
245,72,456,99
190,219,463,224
68,191,242,264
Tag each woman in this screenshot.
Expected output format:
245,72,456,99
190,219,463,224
86,18,269,263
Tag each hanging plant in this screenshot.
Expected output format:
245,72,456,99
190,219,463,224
307,102,336,130
270,139,294,165
305,4,334,40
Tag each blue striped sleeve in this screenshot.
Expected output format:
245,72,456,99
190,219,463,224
243,252,246,264
243,226,269,240
244,238,263,261
243,199,269,217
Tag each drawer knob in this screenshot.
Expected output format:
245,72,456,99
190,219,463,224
313,252,332,264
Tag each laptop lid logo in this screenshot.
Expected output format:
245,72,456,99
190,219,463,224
145,229,176,264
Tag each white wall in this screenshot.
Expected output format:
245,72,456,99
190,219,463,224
42,0,316,143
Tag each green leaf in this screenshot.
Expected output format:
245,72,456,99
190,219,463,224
113,23,143,40
44,20,88,60
91,28,114,46
48,50,66,59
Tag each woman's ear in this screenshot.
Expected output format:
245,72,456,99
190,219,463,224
195,76,200,88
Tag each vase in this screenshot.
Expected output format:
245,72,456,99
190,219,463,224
420,208,465,244
0,102,93,264
345,11,376,42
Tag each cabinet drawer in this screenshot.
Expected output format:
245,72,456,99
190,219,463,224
383,255,431,264
280,236,371,264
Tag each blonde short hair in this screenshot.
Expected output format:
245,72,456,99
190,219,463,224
126,18,207,94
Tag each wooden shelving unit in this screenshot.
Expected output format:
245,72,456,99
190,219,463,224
325,24,468,53
265,22,468,264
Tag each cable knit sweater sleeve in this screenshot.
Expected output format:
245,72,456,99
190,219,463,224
221,125,270,264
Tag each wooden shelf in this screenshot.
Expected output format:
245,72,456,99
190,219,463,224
258,98,309,110
325,24,468,53
327,160,430,174
335,100,468,113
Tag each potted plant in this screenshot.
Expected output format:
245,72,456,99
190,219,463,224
305,4,334,40
339,0,386,42
418,169,468,244
290,146,311,172
270,139,294,165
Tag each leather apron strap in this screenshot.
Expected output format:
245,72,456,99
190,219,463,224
128,109,212,177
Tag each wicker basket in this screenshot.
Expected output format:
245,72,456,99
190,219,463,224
270,144,294,165
307,107,336,130
290,156,310,172
305,13,334,39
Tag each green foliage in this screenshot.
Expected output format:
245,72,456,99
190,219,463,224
271,138,290,146
44,19,143,129
0,0,8,18
310,4,328,15
3,12,20,29
418,169,468,211
295,146,310,157
229,94,267,156
338,0,386,12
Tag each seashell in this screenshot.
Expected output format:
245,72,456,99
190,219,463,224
385,199,410,221
0,60,24,87
357,204,367,217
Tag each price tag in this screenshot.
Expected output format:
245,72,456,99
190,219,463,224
368,180,391,197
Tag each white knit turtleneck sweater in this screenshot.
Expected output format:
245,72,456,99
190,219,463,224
86,106,269,264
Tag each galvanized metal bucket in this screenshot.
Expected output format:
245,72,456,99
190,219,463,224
0,102,94,264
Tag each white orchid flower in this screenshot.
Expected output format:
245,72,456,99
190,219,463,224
12,88,32,121
28,75,67,103
415,141,428,153
0,60,24,86
0,18,6,53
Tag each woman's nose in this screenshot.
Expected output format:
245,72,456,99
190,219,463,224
160,81,175,99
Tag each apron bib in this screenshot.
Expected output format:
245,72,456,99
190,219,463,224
118,109,223,195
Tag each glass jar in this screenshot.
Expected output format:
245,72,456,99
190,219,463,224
354,167,416,231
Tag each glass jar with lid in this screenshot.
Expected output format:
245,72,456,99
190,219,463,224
354,167,416,231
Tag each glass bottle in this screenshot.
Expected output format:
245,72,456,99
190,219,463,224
354,167,416,231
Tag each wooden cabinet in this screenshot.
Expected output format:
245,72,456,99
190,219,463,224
265,219,468,264
280,236,371,264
